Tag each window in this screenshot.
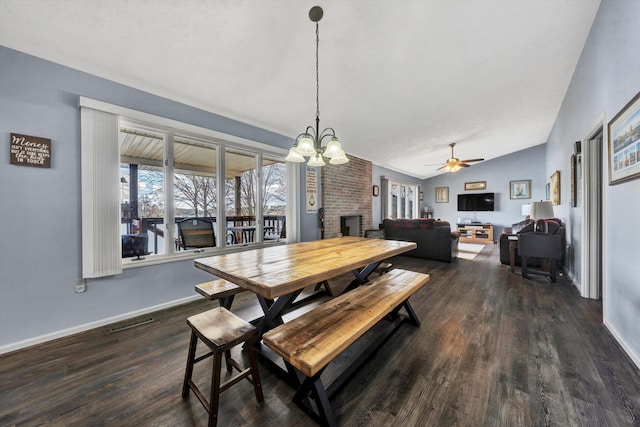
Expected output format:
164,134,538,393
381,176,420,219
81,98,292,278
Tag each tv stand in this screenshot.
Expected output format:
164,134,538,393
457,223,493,245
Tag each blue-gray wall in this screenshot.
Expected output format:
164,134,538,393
422,144,547,237
371,165,424,227
546,0,640,365
0,46,312,350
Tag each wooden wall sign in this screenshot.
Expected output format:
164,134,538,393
10,133,51,168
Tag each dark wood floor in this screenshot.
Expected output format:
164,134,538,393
2,244,640,426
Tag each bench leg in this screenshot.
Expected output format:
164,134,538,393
218,295,235,310
292,370,337,427
402,300,421,326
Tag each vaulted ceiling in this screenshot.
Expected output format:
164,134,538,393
0,0,601,179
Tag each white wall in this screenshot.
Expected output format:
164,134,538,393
545,0,640,367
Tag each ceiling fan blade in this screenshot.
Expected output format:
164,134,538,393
459,163,471,168
458,158,484,163
436,165,447,170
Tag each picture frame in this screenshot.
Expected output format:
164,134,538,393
509,179,531,199
571,154,577,207
546,183,550,201
435,186,449,203
550,170,561,205
608,90,640,185
419,191,424,201
464,181,486,191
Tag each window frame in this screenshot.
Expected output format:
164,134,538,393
80,97,293,275
380,176,420,220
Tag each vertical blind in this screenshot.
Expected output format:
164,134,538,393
81,107,121,278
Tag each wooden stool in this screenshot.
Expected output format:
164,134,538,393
195,279,243,309
182,307,263,427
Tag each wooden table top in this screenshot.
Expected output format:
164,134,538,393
194,237,417,299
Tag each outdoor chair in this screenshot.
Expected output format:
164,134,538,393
176,218,216,250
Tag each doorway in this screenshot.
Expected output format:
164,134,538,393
581,128,603,300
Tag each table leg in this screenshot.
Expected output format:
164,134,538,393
254,291,301,343
342,261,382,294
509,240,517,273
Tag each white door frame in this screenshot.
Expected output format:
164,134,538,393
580,114,606,301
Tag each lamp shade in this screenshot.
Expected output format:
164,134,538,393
323,137,343,158
307,152,326,167
294,134,317,156
529,201,554,219
329,151,349,165
285,147,305,162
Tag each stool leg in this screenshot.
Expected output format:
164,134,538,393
224,350,233,373
245,339,264,403
209,350,223,427
182,330,198,398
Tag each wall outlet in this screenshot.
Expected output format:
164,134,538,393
75,279,86,293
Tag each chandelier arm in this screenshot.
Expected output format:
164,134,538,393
318,132,337,145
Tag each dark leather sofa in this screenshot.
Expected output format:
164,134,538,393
381,219,459,262
499,218,565,267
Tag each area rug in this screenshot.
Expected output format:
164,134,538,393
458,243,485,260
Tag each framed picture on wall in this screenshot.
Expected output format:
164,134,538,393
608,90,640,185
550,170,561,205
509,180,531,199
546,183,550,201
435,186,449,203
464,181,486,191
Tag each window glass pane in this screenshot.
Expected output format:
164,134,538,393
119,129,165,258
408,187,414,219
263,157,287,243
400,186,406,218
391,184,398,219
174,137,218,250
225,149,257,245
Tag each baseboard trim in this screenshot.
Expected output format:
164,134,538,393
604,319,640,372
0,295,201,355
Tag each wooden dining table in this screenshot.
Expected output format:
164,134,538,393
194,236,417,380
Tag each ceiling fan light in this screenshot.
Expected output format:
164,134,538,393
307,152,326,167
295,134,317,156
285,147,306,162
323,137,342,158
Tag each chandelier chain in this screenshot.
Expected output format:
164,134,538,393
315,21,320,122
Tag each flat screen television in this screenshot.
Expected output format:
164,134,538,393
457,192,495,211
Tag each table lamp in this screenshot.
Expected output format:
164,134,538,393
529,201,554,232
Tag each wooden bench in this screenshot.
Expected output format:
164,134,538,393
263,268,430,426
195,279,244,310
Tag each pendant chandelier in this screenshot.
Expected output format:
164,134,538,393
285,6,349,167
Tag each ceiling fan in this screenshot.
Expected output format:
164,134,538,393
431,143,485,172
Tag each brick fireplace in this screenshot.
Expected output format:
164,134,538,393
321,155,372,238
